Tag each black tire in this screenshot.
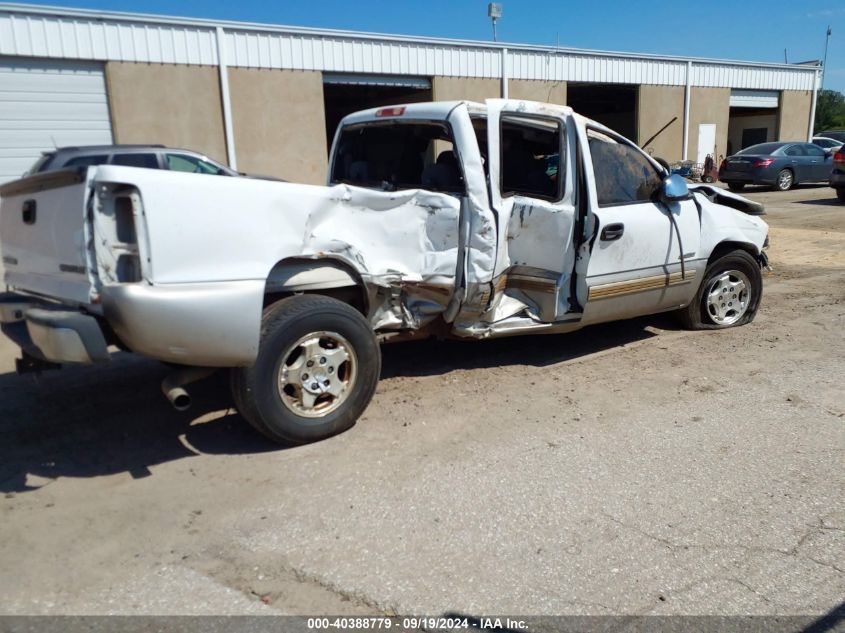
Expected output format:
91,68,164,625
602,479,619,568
678,249,762,330
726,182,745,192
774,169,794,191
837,188,845,203
231,294,380,445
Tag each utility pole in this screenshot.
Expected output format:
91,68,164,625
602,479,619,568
821,26,832,91
488,3,502,42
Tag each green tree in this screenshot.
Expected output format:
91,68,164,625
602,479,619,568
814,89,845,133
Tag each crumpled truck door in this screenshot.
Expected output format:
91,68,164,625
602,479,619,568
473,98,581,331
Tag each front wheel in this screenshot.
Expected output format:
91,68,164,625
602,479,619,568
775,169,794,191
678,249,762,330
231,294,381,445
726,182,745,192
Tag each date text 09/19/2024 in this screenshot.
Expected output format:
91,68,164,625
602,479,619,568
306,616,529,630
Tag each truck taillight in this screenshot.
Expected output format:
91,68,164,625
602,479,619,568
834,151,845,165
375,107,406,117
99,190,143,284
114,197,137,244
753,158,774,168
116,254,142,283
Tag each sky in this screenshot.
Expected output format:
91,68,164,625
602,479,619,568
14,0,845,93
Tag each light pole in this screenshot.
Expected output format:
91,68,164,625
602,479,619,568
821,25,832,91
488,3,502,42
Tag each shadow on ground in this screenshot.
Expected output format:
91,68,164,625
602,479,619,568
380,312,679,378
0,312,679,493
794,196,843,207
0,355,280,493
735,184,828,194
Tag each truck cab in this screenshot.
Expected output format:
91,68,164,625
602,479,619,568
326,100,749,338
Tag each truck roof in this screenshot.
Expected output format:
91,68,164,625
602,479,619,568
339,100,480,127
339,99,578,128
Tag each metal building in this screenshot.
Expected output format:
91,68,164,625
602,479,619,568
0,3,821,184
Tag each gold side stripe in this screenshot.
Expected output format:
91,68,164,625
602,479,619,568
493,274,558,294
588,270,696,300
494,269,696,301
509,277,557,293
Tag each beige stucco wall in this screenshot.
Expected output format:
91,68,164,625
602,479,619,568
105,62,228,165
432,76,501,102
688,87,730,162
637,85,685,163
508,80,566,106
778,90,813,141
228,68,327,184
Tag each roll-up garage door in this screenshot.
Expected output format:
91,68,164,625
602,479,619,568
0,58,113,184
323,73,431,89
729,89,779,109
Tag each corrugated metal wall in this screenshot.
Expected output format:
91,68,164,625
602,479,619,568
0,7,818,91
0,12,219,64
223,31,502,78
507,51,689,86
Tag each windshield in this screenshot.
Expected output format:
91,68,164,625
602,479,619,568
26,153,54,175
737,143,784,156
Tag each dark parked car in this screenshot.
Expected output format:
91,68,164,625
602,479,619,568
812,136,843,151
818,130,845,144
719,141,834,192
830,148,845,202
25,145,238,177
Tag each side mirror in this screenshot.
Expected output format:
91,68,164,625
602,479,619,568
659,173,691,203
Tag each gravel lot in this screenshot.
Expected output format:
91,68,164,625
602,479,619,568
0,184,842,616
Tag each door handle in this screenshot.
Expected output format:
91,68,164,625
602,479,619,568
22,200,36,225
600,223,624,241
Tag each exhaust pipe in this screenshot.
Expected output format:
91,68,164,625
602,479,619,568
161,367,216,411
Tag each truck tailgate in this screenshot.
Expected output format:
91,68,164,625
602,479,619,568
0,168,95,305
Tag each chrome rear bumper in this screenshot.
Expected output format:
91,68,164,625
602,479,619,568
0,292,109,365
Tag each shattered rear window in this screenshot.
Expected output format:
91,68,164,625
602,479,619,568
331,121,465,194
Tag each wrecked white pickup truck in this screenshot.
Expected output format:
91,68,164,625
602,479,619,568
0,99,769,444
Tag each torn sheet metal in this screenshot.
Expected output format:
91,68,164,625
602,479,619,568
690,184,766,215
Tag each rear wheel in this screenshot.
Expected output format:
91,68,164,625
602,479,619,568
726,182,745,192
231,294,380,445
836,188,845,203
774,169,794,191
679,249,762,330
